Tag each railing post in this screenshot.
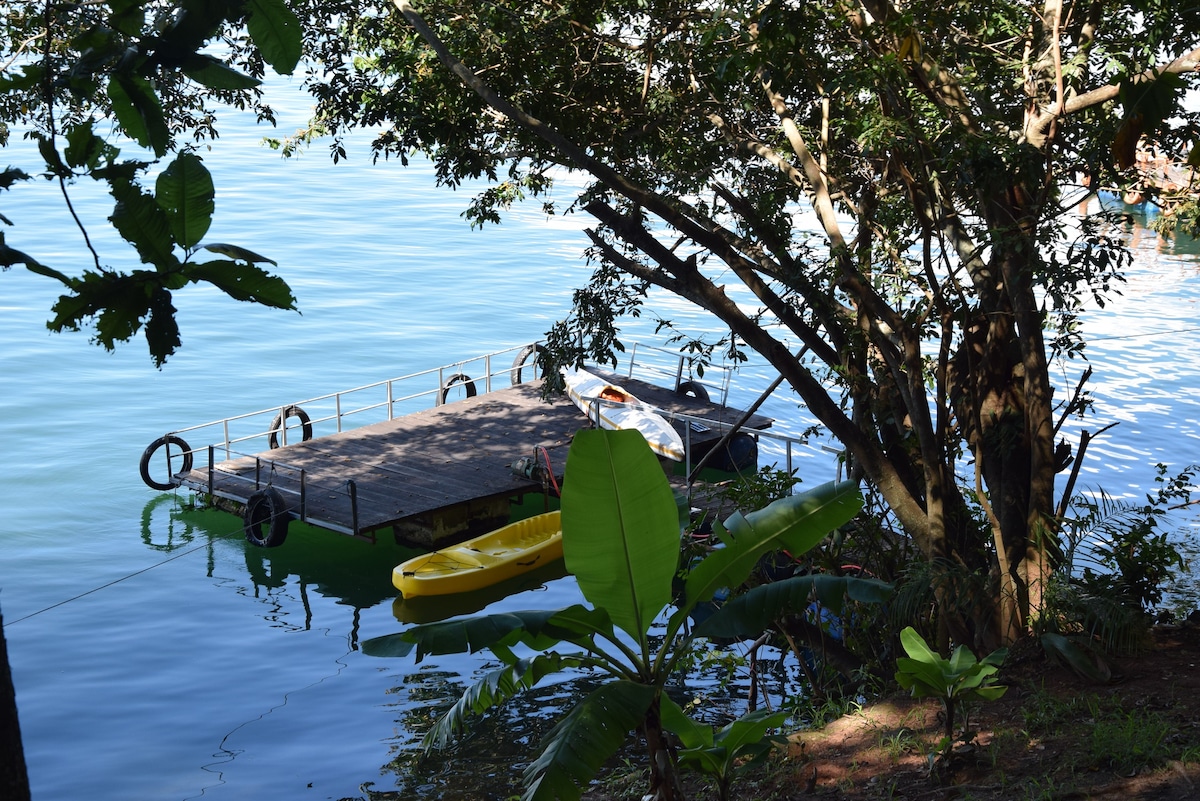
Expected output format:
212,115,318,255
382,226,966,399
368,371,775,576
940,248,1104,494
222,420,231,461
387,380,394,420
336,392,343,433
299,470,307,522
207,445,215,497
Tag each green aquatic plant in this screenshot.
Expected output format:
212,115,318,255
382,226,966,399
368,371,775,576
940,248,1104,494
365,428,891,800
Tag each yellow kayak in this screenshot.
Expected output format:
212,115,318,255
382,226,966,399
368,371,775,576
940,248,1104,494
392,510,563,597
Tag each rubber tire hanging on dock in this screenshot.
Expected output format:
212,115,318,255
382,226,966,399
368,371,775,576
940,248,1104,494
243,487,290,547
676,380,710,402
268,405,312,449
439,373,477,404
138,435,194,491
510,344,549,385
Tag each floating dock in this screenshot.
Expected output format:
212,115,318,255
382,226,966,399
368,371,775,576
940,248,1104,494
140,348,774,547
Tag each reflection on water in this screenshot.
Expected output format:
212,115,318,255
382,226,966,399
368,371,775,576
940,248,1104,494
391,559,569,625
141,498,422,643
1096,191,1200,259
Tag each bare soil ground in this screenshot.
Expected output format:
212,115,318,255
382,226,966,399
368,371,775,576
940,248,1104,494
586,622,1200,800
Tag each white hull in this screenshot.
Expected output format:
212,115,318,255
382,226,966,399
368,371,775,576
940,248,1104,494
561,367,685,461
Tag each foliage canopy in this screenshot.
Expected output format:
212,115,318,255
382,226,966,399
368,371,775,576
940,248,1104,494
5,1,1199,644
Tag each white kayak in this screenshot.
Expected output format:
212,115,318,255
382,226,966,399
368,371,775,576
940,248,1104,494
561,367,685,461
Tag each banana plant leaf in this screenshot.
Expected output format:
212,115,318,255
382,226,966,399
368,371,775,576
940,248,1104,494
561,428,680,643
423,652,591,750
361,604,615,661
683,480,864,610
692,573,893,640
521,680,657,801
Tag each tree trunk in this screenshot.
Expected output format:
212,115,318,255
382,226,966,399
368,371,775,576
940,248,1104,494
1,609,31,801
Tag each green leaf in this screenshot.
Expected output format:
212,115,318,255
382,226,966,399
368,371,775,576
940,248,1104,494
659,695,714,749
107,74,170,157
184,260,296,309
423,653,587,750
156,152,214,248
36,135,70,178
522,681,655,801
64,122,113,170
899,626,939,665
246,0,303,75
561,428,680,642
0,167,33,190
684,480,863,609
202,242,278,265
144,284,181,367
360,632,416,658
182,54,263,90
0,64,43,92
109,183,179,269
1040,632,1113,683
363,605,607,663
692,574,892,640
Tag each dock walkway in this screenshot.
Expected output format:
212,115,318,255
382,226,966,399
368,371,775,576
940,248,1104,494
162,369,773,546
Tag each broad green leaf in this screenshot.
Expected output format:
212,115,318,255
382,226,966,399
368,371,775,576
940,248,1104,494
144,284,181,367
202,242,278,265
360,632,415,658
109,183,178,268
182,54,263,90
947,644,974,675
561,428,679,642
899,626,939,665
659,695,713,749
0,167,32,190
692,574,892,640
973,685,1009,702
423,653,587,750
711,707,789,751
683,480,863,609
246,0,303,75
156,153,214,247
363,605,604,663
64,122,111,169
894,657,945,697
107,0,145,35
185,260,296,309
107,74,170,157
0,64,42,92
36,135,70,178
522,681,655,801
1041,632,1114,682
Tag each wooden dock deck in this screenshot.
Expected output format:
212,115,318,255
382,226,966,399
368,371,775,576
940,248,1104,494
170,371,772,547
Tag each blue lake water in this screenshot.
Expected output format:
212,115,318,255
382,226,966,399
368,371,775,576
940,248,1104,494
2,79,1199,800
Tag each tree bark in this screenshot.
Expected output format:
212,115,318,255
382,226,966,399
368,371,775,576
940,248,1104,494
1,609,31,801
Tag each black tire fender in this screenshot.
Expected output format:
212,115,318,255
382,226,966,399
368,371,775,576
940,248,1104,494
243,487,290,548
139,435,194,491
510,343,549,385
268,405,312,449
676,380,710,402
439,372,478,404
